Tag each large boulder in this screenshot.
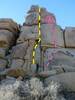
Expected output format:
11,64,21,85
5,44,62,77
10,42,28,59
0,30,16,48
41,24,64,47
42,48,75,71
17,25,38,44
45,72,75,92
0,18,20,34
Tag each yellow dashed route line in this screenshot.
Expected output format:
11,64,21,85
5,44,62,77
32,7,41,64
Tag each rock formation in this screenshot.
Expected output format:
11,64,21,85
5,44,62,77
0,5,75,100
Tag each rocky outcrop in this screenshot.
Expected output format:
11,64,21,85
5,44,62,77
45,72,75,92
0,5,75,100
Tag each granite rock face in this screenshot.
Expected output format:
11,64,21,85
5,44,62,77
0,5,75,100
65,27,75,48
42,48,75,72
45,72,75,92
25,5,56,25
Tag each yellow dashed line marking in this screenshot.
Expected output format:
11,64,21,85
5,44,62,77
39,22,41,29
33,51,35,57
34,44,38,49
32,59,35,64
38,16,41,22
32,7,41,64
39,30,41,36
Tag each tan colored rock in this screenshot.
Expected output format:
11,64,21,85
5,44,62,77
17,26,38,43
0,30,16,48
0,18,20,33
24,40,35,60
65,27,75,48
23,60,31,74
41,24,64,47
5,67,27,77
0,60,30,78
10,42,28,59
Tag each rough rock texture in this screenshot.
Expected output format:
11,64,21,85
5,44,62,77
41,24,64,47
0,58,7,71
65,27,75,48
45,72,75,92
17,26,38,43
0,48,7,57
0,5,75,100
10,42,28,59
25,5,56,25
42,48,75,72
0,18,20,33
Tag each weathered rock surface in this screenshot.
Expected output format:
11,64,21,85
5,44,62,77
25,5,56,25
10,42,28,59
17,26,38,43
0,58,7,71
41,24,64,47
42,48,75,71
0,48,7,57
65,27,75,48
0,5,75,100
0,18,20,33
45,72,75,92
0,30,16,48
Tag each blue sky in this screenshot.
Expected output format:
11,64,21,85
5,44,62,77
0,0,75,28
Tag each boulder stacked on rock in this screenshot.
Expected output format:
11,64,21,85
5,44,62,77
17,25,38,43
0,19,20,73
0,18,20,55
17,5,64,76
6,41,29,77
6,27,39,77
23,5,64,47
